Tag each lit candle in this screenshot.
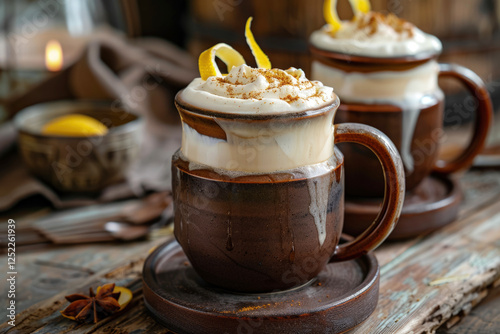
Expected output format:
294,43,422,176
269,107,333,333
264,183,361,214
45,40,63,72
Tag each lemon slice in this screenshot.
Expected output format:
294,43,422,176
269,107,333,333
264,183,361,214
324,0,342,33
42,114,108,137
245,17,271,69
96,285,133,311
349,0,371,15
114,286,133,311
198,43,246,80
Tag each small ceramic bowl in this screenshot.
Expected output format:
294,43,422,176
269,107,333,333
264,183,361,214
14,100,141,193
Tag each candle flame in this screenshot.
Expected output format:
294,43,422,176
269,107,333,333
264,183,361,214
45,40,63,71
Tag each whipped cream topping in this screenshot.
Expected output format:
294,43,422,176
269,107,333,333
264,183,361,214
180,64,335,114
310,12,442,57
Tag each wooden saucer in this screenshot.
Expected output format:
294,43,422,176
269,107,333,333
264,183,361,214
344,174,462,240
143,238,380,334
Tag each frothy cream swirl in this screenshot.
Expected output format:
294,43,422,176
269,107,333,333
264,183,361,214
310,12,442,57
180,64,335,113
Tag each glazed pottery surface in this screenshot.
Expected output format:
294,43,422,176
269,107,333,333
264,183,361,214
310,45,493,197
172,94,405,292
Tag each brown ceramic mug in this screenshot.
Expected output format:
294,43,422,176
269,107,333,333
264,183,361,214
172,93,405,293
310,46,493,197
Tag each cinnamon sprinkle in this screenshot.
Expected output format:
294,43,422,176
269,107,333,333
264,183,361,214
283,94,301,103
213,67,328,104
355,12,414,38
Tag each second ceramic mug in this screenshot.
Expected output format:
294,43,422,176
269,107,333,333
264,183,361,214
310,46,493,197
172,93,404,293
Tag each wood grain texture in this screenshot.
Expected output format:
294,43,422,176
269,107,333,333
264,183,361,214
437,284,500,333
1,169,499,333
0,237,170,334
0,238,168,320
352,196,500,333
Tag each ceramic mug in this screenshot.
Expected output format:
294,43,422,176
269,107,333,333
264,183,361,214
172,93,405,293
310,46,493,197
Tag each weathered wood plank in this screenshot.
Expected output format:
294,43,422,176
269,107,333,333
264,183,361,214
0,239,163,320
0,262,91,320
1,169,499,333
437,284,500,333
459,170,500,214
375,169,500,267
4,194,499,334
0,237,170,334
351,199,500,334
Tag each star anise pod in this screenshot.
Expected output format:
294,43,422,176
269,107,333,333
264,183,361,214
61,283,121,323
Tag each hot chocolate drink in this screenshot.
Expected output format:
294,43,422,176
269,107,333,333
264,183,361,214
172,18,405,292
174,65,344,291
310,9,492,197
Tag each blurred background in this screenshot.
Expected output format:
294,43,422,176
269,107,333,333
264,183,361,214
1,0,499,118
0,0,499,209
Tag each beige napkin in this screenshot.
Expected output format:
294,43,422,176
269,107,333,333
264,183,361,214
0,36,197,211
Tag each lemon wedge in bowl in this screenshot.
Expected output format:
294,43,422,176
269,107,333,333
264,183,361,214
42,114,109,137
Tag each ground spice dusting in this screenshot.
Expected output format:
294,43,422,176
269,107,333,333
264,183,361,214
258,68,295,86
283,94,301,103
214,67,327,104
238,304,272,312
356,12,414,38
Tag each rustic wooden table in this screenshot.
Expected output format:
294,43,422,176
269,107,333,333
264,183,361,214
1,119,500,333
0,167,498,334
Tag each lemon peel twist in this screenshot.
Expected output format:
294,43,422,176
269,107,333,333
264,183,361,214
324,0,342,33
198,17,271,80
324,0,371,33
245,17,271,69
349,0,371,15
198,43,246,81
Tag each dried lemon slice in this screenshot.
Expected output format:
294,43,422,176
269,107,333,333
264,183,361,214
42,114,108,137
114,286,133,311
60,313,76,321
324,0,371,33
198,43,246,80
245,17,271,69
96,285,133,311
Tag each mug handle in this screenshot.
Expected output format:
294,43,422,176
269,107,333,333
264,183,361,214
331,123,405,262
433,64,493,174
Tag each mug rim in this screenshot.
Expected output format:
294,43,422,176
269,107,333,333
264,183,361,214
309,43,440,65
175,90,340,121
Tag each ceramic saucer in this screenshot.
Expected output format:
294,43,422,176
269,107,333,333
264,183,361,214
344,174,462,240
143,237,379,334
